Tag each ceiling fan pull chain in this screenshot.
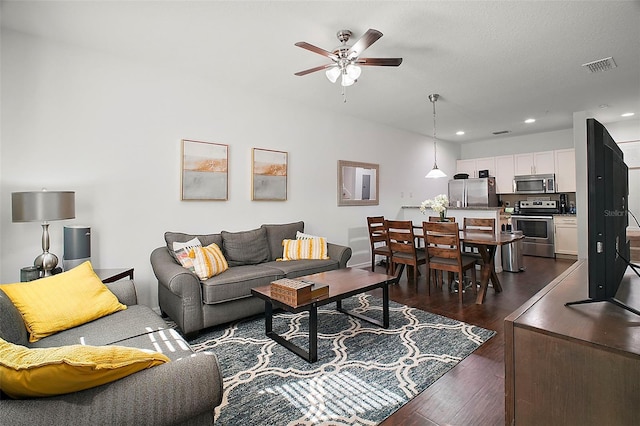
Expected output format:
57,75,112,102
342,85,347,103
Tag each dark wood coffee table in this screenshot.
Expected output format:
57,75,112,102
251,268,397,362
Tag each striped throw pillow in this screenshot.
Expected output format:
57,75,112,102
296,231,329,255
280,238,329,260
189,243,229,280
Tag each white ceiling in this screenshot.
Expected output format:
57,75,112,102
2,0,639,144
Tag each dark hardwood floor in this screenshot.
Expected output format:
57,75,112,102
369,255,576,426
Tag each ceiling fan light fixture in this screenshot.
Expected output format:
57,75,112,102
326,67,340,83
346,64,361,80
341,73,356,87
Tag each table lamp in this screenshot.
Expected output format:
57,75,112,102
12,190,76,277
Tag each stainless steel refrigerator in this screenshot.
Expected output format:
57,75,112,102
448,177,499,207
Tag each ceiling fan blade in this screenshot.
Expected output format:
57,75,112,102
295,42,338,60
356,57,403,66
347,29,383,59
294,63,336,76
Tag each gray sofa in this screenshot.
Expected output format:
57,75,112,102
150,221,352,336
0,279,223,426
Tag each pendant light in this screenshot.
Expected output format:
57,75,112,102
425,93,447,178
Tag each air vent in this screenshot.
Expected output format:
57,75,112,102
492,130,511,135
582,57,617,73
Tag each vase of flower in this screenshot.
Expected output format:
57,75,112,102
420,194,449,221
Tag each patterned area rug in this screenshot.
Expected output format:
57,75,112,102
187,294,495,425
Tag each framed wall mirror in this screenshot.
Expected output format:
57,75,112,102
337,160,379,206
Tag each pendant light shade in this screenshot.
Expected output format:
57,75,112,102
425,165,447,178
425,93,447,179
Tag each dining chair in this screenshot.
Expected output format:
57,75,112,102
385,220,426,286
462,217,496,288
428,216,457,284
462,218,496,257
423,221,478,303
367,216,391,274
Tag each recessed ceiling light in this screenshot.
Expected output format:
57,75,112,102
456,131,465,136
622,112,635,117
524,118,536,124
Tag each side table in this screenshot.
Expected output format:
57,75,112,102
94,268,134,283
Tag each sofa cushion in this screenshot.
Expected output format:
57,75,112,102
263,259,340,278
27,305,193,362
0,337,170,398
261,221,305,261
0,262,126,343
28,305,166,347
164,232,222,262
201,264,284,304
0,289,29,346
221,227,270,266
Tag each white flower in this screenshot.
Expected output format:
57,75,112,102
420,194,449,215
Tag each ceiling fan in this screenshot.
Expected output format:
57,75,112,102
294,29,402,101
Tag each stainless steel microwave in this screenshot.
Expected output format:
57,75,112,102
513,174,556,194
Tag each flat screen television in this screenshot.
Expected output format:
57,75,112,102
565,118,638,315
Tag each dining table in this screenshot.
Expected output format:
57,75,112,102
414,225,525,304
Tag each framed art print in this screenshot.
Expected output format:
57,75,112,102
181,139,228,201
252,148,287,201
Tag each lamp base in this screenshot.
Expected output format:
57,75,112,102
34,252,59,277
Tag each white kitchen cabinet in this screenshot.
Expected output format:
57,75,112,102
494,154,515,194
476,157,495,176
514,151,555,175
554,148,576,192
456,159,477,177
554,216,578,256
456,157,495,178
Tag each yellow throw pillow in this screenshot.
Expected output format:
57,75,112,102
280,238,330,261
189,243,229,280
0,337,170,398
296,231,329,255
0,261,126,343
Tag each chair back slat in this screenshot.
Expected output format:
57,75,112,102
367,216,387,244
463,218,495,235
428,216,456,223
385,220,417,255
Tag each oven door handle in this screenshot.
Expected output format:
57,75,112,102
513,216,554,220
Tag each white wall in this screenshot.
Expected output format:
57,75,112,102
0,30,457,308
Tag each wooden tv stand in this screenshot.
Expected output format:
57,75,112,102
505,260,640,425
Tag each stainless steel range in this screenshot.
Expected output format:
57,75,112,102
511,200,559,258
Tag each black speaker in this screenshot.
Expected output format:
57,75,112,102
63,226,91,270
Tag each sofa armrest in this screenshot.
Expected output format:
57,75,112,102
104,279,138,306
0,352,222,426
150,247,202,298
327,242,352,269
150,247,204,334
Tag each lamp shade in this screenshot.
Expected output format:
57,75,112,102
425,166,447,179
12,191,75,223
